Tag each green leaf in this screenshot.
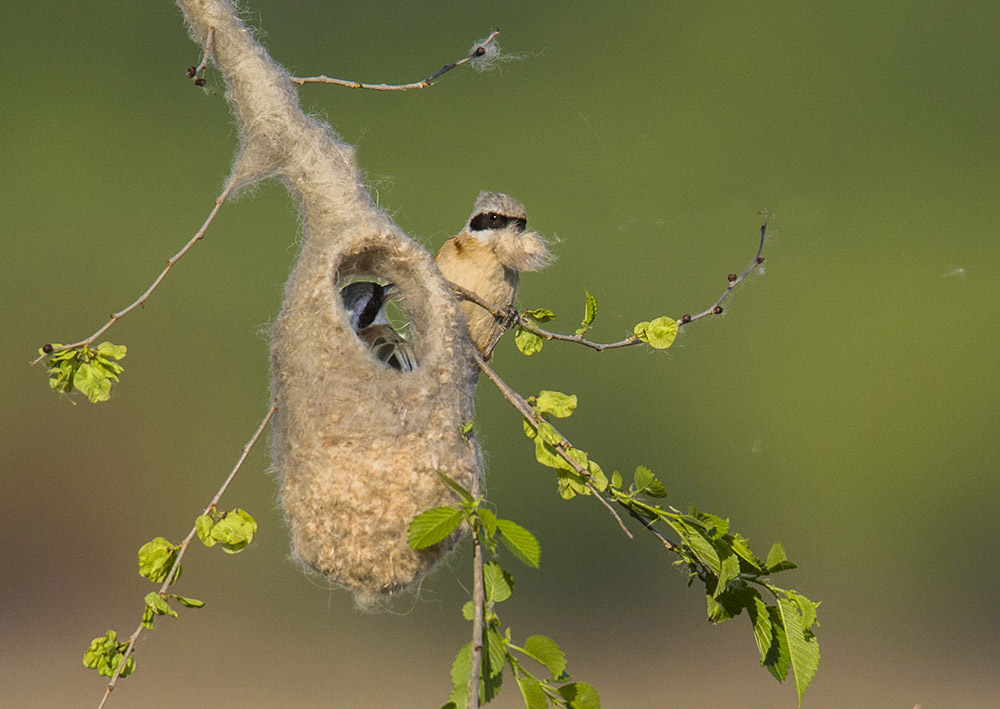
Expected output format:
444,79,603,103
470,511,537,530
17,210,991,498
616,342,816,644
522,635,566,678
633,466,653,494
407,506,463,550
460,420,475,439
516,675,548,709
173,595,204,608
436,471,476,505
588,459,608,492
766,541,798,573
144,592,178,619
558,682,601,709
633,316,678,349
731,533,763,571
535,390,578,418
448,642,472,707
777,597,821,706
95,342,127,359
713,548,740,598
556,469,591,499
515,326,544,355
483,561,514,603
137,537,178,583
195,515,215,546
535,421,563,446
524,308,557,322
484,628,508,679
74,362,113,403
476,508,498,539
83,630,132,679
496,518,541,568
763,604,791,682
210,508,257,553
610,470,623,489
461,601,475,621
747,592,774,667
575,290,599,336
534,436,567,471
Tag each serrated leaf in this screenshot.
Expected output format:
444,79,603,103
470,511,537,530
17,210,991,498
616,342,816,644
407,506,463,550
747,592,773,667
517,676,548,709
476,508,498,539
483,561,514,603
777,597,820,706
515,327,544,355
783,589,820,630
766,541,798,573
523,635,566,678
575,290,598,336
484,628,508,679
524,307,557,322
449,642,472,707
633,465,653,493
731,533,763,571
137,537,178,583
763,604,791,682
558,682,601,709
496,518,541,568
535,390,578,418
436,471,476,505
714,549,740,598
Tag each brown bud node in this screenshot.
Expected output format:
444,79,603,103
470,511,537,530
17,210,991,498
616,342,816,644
728,273,738,283
680,314,692,323
185,66,197,78
474,46,486,56
194,78,207,87
713,306,724,315
42,344,54,354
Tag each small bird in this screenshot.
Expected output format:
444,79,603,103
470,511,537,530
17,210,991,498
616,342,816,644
436,192,551,358
339,281,417,372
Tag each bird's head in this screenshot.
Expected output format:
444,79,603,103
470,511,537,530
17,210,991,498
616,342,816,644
339,280,393,330
464,191,552,272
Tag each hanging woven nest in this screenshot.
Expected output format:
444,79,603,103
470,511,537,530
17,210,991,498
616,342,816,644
270,216,483,606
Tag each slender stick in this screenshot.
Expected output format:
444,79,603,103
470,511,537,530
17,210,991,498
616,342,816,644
292,30,500,90
449,215,769,353
474,354,633,539
468,516,485,708
32,181,236,366
97,401,277,709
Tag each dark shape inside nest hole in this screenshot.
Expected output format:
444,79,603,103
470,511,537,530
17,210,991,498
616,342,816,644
336,272,420,373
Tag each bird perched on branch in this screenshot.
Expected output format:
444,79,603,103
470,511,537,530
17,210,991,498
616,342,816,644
340,281,417,372
436,191,552,358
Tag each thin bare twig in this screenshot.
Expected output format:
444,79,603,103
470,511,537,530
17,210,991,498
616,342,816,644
97,401,276,709
450,216,770,353
32,181,236,366
468,474,485,709
185,25,215,86
292,29,500,90
474,354,633,539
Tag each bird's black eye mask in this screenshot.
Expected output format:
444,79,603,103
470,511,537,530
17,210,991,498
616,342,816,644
469,211,527,233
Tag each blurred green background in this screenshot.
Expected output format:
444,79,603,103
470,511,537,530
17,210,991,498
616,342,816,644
2,1,998,707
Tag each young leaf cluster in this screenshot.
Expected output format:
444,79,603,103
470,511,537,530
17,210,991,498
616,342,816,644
521,390,608,500
196,507,258,554
83,507,256,681
408,474,597,708
607,467,820,706
42,342,126,402
514,308,556,356
83,630,135,679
